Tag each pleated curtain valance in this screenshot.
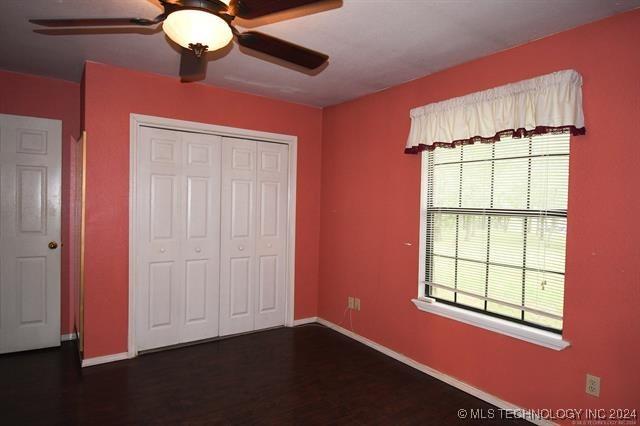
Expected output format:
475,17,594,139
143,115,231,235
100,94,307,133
405,69,585,153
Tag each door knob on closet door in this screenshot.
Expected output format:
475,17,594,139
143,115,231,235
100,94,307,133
238,246,244,251
160,248,166,253
195,248,201,253
48,241,58,250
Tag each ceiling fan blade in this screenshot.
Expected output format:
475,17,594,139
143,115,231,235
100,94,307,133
236,31,328,69
34,27,162,36
229,0,327,19
180,49,208,82
29,17,161,27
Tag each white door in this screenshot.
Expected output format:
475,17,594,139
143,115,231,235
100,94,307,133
219,139,257,336
0,114,61,354
254,142,288,330
135,127,221,351
219,138,288,336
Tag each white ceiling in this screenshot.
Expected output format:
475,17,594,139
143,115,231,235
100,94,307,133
1,0,638,107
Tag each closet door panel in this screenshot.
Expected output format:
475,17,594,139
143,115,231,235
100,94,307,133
148,261,176,328
255,142,288,330
230,257,252,316
231,180,253,239
136,127,183,351
179,133,222,343
220,139,257,336
184,259,207,323
258,255,278,313
186,177,209,239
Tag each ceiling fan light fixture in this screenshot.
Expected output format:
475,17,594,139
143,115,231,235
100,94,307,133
163,9,232,53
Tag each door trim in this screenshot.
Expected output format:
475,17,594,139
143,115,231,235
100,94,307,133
128,114,298,358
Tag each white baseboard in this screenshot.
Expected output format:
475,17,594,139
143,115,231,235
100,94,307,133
292,317,318,326
82,352,130,368
60,333,77,342
315,318,555,426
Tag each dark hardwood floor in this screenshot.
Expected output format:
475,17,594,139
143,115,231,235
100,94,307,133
1,324,527,425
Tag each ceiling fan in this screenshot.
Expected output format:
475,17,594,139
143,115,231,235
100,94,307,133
30,0,330,81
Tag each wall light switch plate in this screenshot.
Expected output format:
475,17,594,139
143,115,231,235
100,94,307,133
354,298,361,311
586,374,600,397
348,297,354,309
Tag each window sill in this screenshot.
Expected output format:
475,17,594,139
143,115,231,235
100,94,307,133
411,298,570,351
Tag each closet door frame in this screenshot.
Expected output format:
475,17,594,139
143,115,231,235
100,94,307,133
128,114,297,358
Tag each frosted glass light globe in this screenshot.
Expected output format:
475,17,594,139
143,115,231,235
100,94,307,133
163,9,233,52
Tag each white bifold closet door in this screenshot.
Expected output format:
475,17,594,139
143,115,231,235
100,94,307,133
219,138,288,336
136,127,222,351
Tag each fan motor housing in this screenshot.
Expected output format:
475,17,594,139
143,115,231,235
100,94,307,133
164,0,230,15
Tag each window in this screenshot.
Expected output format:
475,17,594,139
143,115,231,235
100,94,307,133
420,133,569,334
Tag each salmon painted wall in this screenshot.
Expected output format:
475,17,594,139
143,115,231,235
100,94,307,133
0,70,81,336
82,62,323,358
319,9,640,413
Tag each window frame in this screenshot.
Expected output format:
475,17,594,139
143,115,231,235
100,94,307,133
415,138,571,350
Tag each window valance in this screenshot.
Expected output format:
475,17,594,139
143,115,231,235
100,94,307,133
405,69,585,153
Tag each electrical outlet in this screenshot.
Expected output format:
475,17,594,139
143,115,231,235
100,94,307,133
354,298,361,311
586,374,600,397
348,296,354,309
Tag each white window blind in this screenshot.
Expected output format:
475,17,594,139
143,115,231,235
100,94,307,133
421,133,570,332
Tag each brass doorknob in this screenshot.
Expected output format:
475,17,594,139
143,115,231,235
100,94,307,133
48,241,58,250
